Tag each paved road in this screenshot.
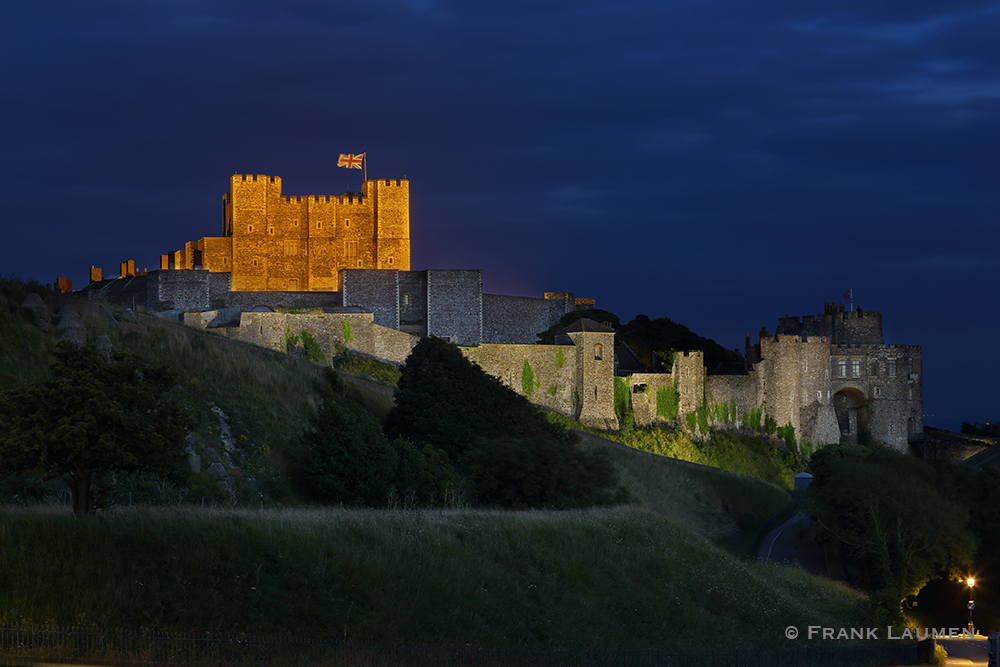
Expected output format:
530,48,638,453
939,636,988,665
757,512,828,576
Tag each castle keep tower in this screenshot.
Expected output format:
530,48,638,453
166,175,410,292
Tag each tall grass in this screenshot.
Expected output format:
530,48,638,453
574,432,792,557
0,506,863,650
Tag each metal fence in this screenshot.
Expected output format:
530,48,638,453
0,624,920,667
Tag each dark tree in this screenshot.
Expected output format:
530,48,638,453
294,369,459,507
807,445,975,598
619,314,743,373
295,383,399,506
385,336,624,508
0,342,189,516
385,336,574,460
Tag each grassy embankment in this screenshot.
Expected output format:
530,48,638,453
0,506,863,649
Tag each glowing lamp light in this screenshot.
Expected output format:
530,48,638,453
968,578,975,588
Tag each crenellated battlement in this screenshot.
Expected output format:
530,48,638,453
234,174,278,183
770,334,829,344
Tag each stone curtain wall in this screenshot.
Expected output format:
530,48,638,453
182,307,242,329
460,331,618,430
481,294,570,344
153,270,211,311
227,311,417,365
398,271,428,337
628,372,677,428
705,374,758,421
426,270,482,346
462,344,579,418
207,272,233,308
342,269,400,329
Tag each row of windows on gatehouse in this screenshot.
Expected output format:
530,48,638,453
834,358,910,379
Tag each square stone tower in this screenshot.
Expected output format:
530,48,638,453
166,175,410,292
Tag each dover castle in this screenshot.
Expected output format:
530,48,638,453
81,174,923,450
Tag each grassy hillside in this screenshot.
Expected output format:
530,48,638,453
0,506,861,649
1,290,794,544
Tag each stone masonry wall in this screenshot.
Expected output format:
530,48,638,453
462,343,578,418
831,310,884,345
705,374,758,422
341,269,399,329
427,270,482,346
153,270,211,311
398,271,427,336
858,343,922,451
221,290,341,311
175,175,408,293
627,372,676,428
227,311,417,365
481,294,569,344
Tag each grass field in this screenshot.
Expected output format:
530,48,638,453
0,506,864,649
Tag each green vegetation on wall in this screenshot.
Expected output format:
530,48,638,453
741,405,764,433
775,422,796,454
341,319,353,344
521,359,535,396
299,330,325,365
654,349,676,371
655,385,680,420
613,377,630,421
656,385,681,421
555,347,565,368
284,328,326,365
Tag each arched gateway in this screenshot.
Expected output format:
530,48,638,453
833,387,866,444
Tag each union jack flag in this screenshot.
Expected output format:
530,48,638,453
338,153,364,169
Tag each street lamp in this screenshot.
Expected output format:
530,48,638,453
967,577,975,636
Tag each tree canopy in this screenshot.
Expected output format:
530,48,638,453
385,336,625,508
0,342,189,516
293,369,458,507
807,444,976,599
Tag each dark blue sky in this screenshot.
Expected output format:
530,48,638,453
3,1,997,430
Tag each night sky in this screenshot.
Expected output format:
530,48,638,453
3,1,997,430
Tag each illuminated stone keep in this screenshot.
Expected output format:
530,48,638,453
164,175,410,292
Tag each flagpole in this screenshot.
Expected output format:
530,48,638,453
363,153,367,184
